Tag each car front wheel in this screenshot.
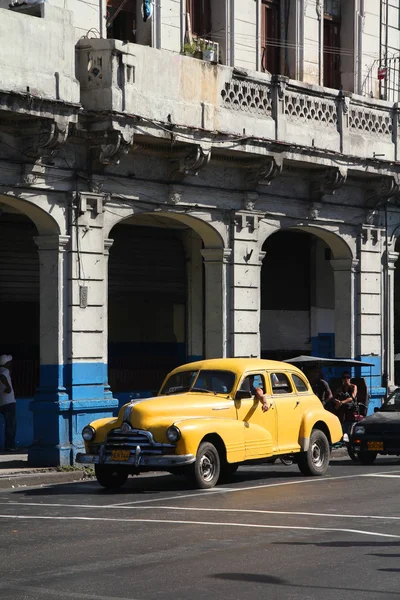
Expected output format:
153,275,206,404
95,464,129,489
358,451,377,465
187,441,221,489
297,429,330,476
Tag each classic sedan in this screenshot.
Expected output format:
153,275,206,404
350,388,400,464
76,358,342,489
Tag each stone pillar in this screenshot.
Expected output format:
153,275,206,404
183,232,204,362
386,251,399,387
330,258,359,358
201,248,232,358
28,234,70,467
103,239,114,398
67,193,118,461
230,210,264,358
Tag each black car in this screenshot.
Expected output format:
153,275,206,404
350,388,400,464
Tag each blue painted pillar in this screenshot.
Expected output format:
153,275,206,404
28,235,72,466
29,195,118,467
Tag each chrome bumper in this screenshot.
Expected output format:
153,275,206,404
76,452,195,468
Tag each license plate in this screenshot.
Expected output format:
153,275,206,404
111,449,130,461
367,441,383,451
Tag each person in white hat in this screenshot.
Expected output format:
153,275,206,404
0,355,17,452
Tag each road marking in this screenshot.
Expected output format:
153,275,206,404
2,501,400,522
112,469,400,506
0,513,399,538
0,582,140,600
362,474,400,478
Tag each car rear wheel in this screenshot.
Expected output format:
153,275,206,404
358,451,377,465
95,464,129,489
297,429,330,476
187,441,221,489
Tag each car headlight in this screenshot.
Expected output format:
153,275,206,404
354,425,365,435
82,425,95,442
166,425,181,443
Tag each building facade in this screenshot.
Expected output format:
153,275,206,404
1,0,400,464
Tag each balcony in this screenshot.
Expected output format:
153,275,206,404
76,39,399,164
0,5,79,111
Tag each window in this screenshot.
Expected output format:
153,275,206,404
270,373,292,394
186,0,211,37
240,374,266,395
261,0,280,74
107,0,137,43
292,375,308,393
323,0,341,89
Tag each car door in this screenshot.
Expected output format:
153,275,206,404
234,372,277,459
268,371,303,454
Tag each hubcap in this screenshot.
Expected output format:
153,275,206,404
199,451,216,482
311,441,324,468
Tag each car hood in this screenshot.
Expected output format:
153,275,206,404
120,392,234,431
362,411,400,426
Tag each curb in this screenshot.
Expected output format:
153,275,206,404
0,469,95,491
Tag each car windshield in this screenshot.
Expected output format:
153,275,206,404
160,369,236,395
382,388,400,410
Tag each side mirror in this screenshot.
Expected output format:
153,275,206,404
374,407,380,413
235,390,252,400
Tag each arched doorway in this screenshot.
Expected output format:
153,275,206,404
0,205,40,400
107,211,226,401
260,226,354,361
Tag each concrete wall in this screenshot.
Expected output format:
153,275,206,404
0,5,79,103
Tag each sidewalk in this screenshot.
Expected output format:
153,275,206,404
0,450,95,490
0,447,350,490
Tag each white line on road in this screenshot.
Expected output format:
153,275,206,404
111,469,400,506
0,582,141,600
0,513,399,539
362,474,400,478
2,501,400,522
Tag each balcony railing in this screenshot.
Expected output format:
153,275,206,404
77,40,400,163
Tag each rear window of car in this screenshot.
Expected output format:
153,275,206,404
270,373,293,394
292,374,309,392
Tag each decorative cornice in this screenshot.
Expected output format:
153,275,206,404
245,155,283,189
311,166,347,200
170,144,211,181
366,175,400,206
23,117,70,163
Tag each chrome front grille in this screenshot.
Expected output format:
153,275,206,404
104,425,175,456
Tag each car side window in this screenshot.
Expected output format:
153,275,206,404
270,372,292,394
292,374,308,393
240,374,266,395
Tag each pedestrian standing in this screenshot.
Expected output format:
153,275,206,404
0,355,17,452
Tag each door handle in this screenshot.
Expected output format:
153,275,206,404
295,400,300,407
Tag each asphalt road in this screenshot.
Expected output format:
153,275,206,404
0,456,400,600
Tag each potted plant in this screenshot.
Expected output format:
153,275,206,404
182,41,197,57
202,44,216,62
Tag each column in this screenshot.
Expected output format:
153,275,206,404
103,239,114,399
201,247,232,358
356,226,386,410
230,211,264,358
67,193,118,462
330,258,359,358
183,232,204,362
386,251,399,387
28,234,70,467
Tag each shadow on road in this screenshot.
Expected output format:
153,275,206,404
212,572,400,595
10,466,304,497
274,541,400,548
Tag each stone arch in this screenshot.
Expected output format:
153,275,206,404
259,221,356,361
106,208,228,398
106,209,226,249
0,193,60,235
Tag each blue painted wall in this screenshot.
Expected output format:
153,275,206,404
0,398,33,450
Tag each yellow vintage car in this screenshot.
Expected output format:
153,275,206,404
76,358,342,489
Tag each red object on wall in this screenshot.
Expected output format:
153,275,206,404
378,67,387,81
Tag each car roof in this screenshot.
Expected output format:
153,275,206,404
171,358,306,376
